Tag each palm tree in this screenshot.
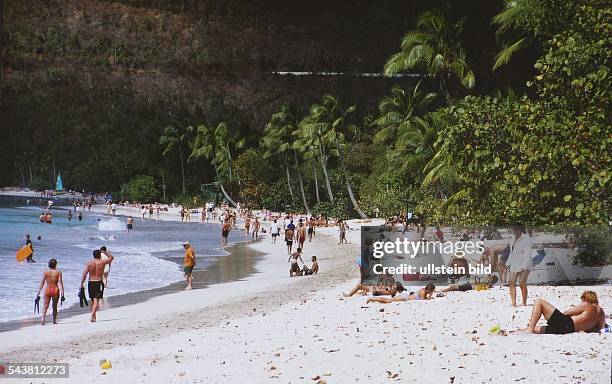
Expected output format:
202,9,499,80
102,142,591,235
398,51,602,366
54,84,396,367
261,105,298,203
159,125,194,195
263,104,311,214
374,82,436,145
303,95,368,218
296,105,335,202
384,10,474,103
421,112,453,190
189,122,244,206
491,0,574,70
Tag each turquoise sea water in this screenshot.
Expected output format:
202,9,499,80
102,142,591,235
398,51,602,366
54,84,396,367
0,195,242,323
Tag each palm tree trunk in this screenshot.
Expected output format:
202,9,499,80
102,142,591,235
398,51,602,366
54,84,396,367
178,146,186,195
293,151,310,214
440,75,452,104
312,161,320,204
335,140,367,219
219,182,236,207
284,154,294,200
318,144,334,201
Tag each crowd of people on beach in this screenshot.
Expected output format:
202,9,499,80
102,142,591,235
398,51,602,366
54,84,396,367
342,221,609,336
22,196,609,338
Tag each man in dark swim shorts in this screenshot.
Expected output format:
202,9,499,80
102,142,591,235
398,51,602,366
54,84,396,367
80,249,113,322
221,220,231,246
512,291,606,334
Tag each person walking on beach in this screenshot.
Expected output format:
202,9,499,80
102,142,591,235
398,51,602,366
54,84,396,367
270,219,280,244
244,216,251,236
141,205,147,220
307,217,315,242
221,220,231,246
36,258,64,325
99,246,113,288
285,224,295,255
252,217,261,240
77,211,82,221
25,234,35,263
111,203,117,216
339,220,347,244
127,216,134,233
67,210,72,221
297,221,306,250
80,250,113,322
183,242,195,290
506,224,532,307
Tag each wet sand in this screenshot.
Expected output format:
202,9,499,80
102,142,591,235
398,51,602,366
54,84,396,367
0,240,263,332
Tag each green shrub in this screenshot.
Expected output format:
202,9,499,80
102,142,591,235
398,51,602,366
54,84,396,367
120,175,159,203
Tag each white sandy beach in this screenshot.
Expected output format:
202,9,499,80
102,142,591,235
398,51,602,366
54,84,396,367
0,216,610,384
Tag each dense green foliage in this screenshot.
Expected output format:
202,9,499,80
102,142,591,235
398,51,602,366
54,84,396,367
1,0,609,228
120,175,159,202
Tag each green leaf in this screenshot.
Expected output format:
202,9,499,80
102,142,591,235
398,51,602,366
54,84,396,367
563,195,572,202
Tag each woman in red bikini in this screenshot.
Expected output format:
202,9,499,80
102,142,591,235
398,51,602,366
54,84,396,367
36,259,64,325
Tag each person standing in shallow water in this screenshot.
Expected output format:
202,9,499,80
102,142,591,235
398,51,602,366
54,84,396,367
36,259,64,325
221,219,232,246
182,242,195,290
127,215,134,233
25,234,35,263
252,217,261,240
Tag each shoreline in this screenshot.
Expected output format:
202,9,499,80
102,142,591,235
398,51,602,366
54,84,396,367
1,193,610,383
0,224,361,363
0,238,265,332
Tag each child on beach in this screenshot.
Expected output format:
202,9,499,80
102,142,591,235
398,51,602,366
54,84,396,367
36,259,64,325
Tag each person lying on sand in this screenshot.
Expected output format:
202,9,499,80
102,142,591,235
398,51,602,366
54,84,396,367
367,283,435,304
342,281,405,298
511,291,606,335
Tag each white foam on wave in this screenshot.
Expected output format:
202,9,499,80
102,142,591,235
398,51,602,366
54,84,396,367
98,218,124,231
0,241,185,323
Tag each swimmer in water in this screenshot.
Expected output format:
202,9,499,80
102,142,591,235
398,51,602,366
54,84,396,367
36,259,64,325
